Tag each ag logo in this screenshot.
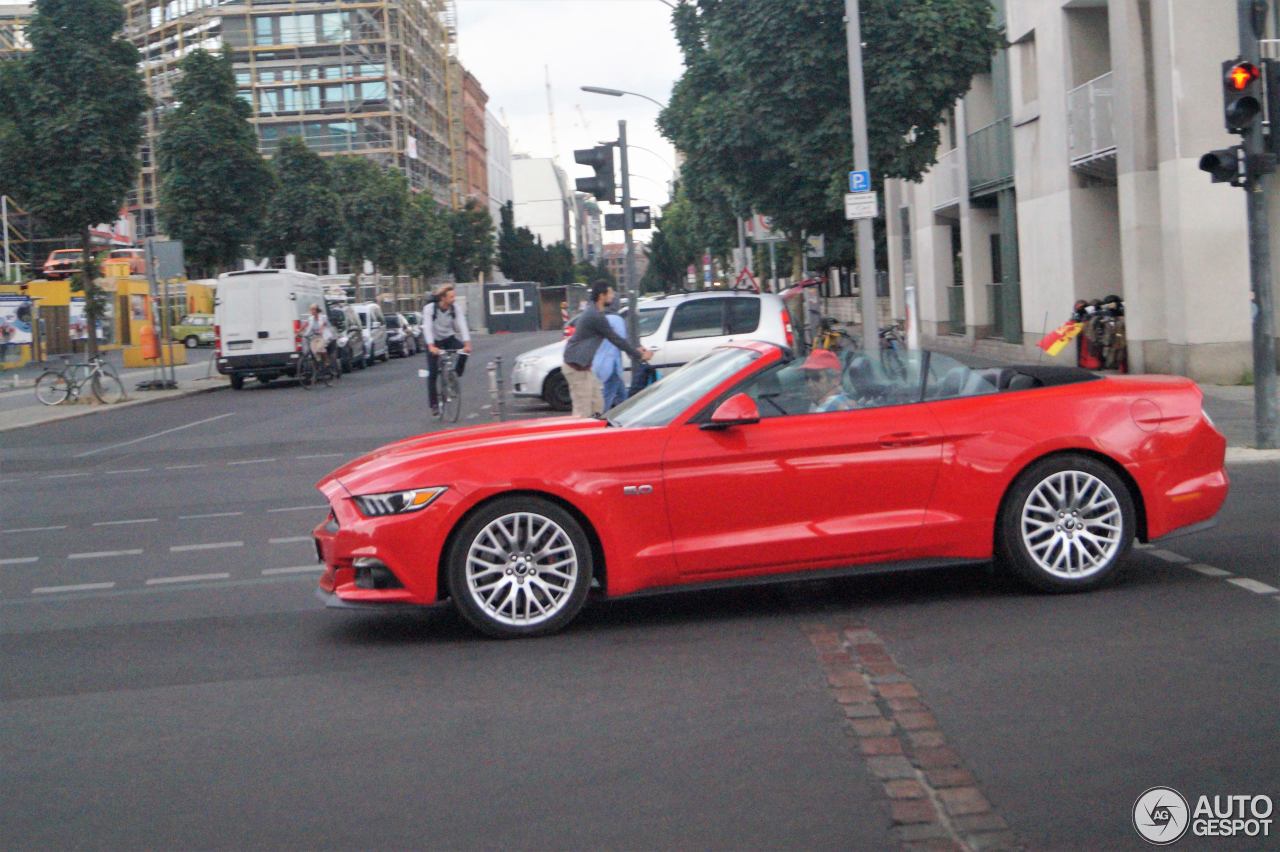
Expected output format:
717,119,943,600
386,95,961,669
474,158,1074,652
1134,787,1190,845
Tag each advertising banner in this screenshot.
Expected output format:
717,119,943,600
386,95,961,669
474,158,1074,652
69,296,110,341
0,295,33,345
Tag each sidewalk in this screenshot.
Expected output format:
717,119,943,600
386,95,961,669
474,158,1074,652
0,352,227,433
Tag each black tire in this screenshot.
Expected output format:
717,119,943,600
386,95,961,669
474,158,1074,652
229,373,245,390
441,370,462,422
184,336,199,349
34,371,70,405
364,348,374,368
379,348,389,363
545,370,571,412
447,496,593,638
92,372,127,404
996,453,1135,593
340,350,352,373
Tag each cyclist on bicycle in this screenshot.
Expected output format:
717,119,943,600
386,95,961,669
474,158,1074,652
302,303,337,373
423,284,471,416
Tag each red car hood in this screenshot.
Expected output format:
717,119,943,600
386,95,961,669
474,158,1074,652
319,416,608,496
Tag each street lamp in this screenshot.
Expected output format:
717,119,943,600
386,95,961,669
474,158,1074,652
580,86,666,110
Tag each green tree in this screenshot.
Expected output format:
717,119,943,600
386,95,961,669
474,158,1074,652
448,198,494,282
331,156,407,274
642,229,686,292
156,49,272,275
257,136,339,266
660,0,1000,276
402,192,451,280
545,242,574,286
0,0,148,358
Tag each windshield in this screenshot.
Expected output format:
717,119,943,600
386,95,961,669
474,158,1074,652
609,347,760,428
385,315,401,329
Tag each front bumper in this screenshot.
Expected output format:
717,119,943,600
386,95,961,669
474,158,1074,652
512,359,550,398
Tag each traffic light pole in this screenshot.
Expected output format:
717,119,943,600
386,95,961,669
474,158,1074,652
845,0,879,355
1239,0,1278,448
619,120,640,346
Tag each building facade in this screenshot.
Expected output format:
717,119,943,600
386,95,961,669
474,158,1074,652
511,155,575,254
0,4,29,59
601,242,649,289
885,0,1280,383
484,109,513,230
122,0,458,239
459,69,488,207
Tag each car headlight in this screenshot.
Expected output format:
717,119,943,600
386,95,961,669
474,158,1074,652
353,486,448,517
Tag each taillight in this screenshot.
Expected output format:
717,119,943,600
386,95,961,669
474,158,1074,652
214,323,221,356
781,308,794,349
563,324,575,338
293,318,302,351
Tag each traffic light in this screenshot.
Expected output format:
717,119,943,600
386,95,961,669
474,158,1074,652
1222,59,1263,134
1266,59,1280,154
573,144,616,204
1200,146,1246,186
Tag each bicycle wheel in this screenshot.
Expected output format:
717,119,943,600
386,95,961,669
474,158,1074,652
35,371,71,405
92,372,127,404
318,359,334,388
297,356,316,390
443,371,462,422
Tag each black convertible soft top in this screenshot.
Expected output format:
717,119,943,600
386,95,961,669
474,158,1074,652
1000,365,1101,387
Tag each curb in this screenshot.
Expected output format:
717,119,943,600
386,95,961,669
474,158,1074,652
0,379,228,433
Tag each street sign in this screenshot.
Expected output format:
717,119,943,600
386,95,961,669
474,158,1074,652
848,170,871,193
806,234,825,258
145,238,185,281
604,207,651,231
844,192,879,221
743,213,785,242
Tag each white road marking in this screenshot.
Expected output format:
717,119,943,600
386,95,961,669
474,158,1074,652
170,541,243,553
269,536,313,544
262,565,321,576
1,525,66,534
1225,447,1280,464
0,557,39,565
267,505,327,514
106,468,150,475
33,582,116,594
1149,549,1191,564
166,464,206,470
93,517,158,527
179,511,242,520
296,453,343,460
1227,578,1279,595
68,549,143,560
1133,542,1152,550
42,472,88,480
228,458,275,466
1188,564,1233,578
146,573,231,586
74,412,235,458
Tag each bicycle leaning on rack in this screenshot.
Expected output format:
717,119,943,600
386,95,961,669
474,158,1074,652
34,355,128,406
433,349,462,422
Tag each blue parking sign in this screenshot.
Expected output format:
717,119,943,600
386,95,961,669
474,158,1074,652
849,170,871,193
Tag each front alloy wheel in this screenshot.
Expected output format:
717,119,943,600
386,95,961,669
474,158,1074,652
997,454,1134,592
447,497,592,638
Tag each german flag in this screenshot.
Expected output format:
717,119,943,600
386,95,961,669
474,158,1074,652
1037,321,1084,357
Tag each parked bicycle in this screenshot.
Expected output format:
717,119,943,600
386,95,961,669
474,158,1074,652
879,322,907,380
34,355,127,406
434,349,462,422
812,317,859,355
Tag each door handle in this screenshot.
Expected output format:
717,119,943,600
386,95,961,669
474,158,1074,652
878,432,933,448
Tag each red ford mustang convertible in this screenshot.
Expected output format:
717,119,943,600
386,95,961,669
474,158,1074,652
314,342,1227,638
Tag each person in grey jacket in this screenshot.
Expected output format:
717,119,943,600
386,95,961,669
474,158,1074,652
562,281,651,417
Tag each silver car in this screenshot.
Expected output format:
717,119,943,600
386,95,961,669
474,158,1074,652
512,291,794,411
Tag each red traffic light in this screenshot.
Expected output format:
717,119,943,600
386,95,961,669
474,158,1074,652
1227,62,1260,91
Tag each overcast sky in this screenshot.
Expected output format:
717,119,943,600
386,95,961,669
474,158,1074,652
457,0,684,219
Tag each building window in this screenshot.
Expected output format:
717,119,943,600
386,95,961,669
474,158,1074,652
320,11,350,42
489,289,524,315
253,16,274,46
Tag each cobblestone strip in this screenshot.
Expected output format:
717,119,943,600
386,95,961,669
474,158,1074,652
804,623,1021,851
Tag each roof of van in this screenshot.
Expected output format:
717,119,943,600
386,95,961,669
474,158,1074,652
220,269,320,280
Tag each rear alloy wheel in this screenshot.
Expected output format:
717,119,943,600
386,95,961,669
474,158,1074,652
997,454,1134,592
447,497,593,638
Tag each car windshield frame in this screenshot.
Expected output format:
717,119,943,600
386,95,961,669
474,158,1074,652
607,346,764,429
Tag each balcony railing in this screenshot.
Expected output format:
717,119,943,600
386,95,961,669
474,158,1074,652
931,148,961,210
1067,71,1116,174
967,116,1013,195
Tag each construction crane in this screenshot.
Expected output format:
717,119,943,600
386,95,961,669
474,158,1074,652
545,65,560,164
575,104,591,135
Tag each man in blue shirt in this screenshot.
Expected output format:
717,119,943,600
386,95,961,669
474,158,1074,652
592,311,628,411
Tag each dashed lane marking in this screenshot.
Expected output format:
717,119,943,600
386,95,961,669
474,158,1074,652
267,505,327,514
0,557,39,565
179,511,241,520
169,541,243,553
295,453,344,460
1227,577,1279,595
269,536,313,544
92,517,158,527
166,464,206,470
146,572,231,586
227,458,276,466
68,549,143,560
1149,549,1191,564
74,412,235,458
1188,564,1233,578
33,582,116,594
106,468,151,475
42,473,88,480
0,525,66,534
262,565,321,575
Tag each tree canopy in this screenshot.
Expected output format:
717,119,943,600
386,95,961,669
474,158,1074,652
256,136,340,266
448,198,494,282
157,48,272,274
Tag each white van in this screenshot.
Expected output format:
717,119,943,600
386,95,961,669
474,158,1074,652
214,270,327,389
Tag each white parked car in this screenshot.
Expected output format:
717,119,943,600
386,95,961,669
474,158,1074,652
512,290,794,410
353,302,390,364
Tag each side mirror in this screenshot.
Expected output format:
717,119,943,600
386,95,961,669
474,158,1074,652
702,392,760,430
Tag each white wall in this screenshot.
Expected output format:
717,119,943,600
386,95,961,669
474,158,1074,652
511,156,570,251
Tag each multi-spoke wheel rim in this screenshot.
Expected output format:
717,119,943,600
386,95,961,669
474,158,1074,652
465,512,578,627
1020,470,1123,579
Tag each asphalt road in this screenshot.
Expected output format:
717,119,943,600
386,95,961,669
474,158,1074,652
1,331,1276,850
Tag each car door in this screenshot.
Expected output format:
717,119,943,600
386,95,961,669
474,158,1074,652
653,300,727,369
661,359,944,577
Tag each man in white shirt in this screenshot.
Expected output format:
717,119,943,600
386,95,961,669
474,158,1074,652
423,284,472,415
